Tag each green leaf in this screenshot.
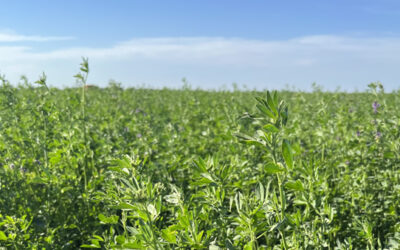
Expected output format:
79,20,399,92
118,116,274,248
81,244,101,248
272,91,278,107
384,151,395,159
281,106,289,125
245,139,266,148
114,202,136,210
244,241,253,250
194,158,207,173
209,245,221,250
165,192,181,204
123,242,143,248
161,227,177,243
0,231,7,241
282,139,293,169
285,180,304,191
266,91,278,116
201,173,215,182
265,162,285,174
263,124,279,133
256,183,265,202
116,235,125,244
255,96,276,119
269,217,287,232
235,133,266,147
147,204,158,219
196,230,204,242
92,235,104,241
98,214,119,224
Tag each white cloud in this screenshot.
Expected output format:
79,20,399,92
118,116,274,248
0,31,74,42
0,35,400,91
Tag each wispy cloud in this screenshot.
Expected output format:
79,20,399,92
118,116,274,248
0,35,400,91
0,31,74,42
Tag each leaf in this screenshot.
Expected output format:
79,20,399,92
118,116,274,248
235,133,266,147
235,132,255,141
98,214,119,224
256,103,275,119
201,173,215,182
92,235,104,241
285,180,304,192
264,162,286,174
384,151,395,159
81,244,101,248
196,230,204,242
244,241,253,250
115,235,125,244
161,228,177,243
272,91,278,107
266,91,278,116
282,139,293,169
194,158,207,173
165,192,181,204
284,106,289,124
31,177,48,184
0,231,7,241
123,242,143,248
114,202,136,210
265,162,285,174
256,183,265,202
263,124,279,133
269,217,287,232
147,204,158,220
245,139,266,148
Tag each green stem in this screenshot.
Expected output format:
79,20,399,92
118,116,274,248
277,173,287,249
81,74,88,192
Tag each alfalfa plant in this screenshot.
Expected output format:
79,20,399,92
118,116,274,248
34,73,51,171
237,91,303,248
74,57,90,193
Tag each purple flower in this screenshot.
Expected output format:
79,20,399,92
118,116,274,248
376,131,382,138
10,163,15,170
35,159,41,165
372,101,380,114
136,133,142,138
356,131,361,137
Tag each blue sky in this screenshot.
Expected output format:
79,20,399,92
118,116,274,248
1,0,400,91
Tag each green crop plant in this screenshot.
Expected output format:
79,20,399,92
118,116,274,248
0,61,400,249
236,91,304,249
74,57,90,194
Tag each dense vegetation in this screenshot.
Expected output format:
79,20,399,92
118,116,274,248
0,62,399,249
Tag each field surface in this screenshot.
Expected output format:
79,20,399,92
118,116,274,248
0,76,399,249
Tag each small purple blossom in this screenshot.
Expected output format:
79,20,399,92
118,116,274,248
136,133,142,138
356,131,361,137
372,101,380,114
349,108,353,113
10,163,15,170
345,161,350,165
376,131,382,139
35,159,41,165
